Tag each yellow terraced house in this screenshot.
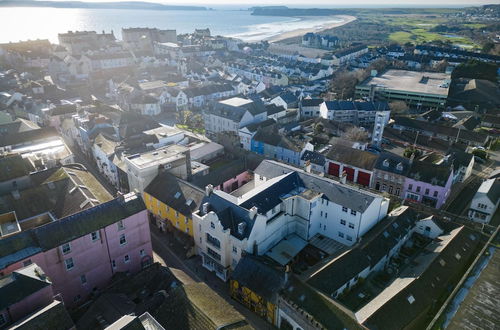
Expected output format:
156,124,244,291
143,171,204,237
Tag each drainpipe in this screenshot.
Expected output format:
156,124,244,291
102,227,114,275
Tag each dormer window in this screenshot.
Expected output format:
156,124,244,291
383,159,389,168
396,162,403,171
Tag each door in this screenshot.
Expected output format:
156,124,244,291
328,162,340,176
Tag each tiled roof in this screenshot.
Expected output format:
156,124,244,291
144,172,204,217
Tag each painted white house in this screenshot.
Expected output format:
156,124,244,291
204,97,267,137
193,160,389,281
92,133,120,188
468,178,500,224
129,94,161,116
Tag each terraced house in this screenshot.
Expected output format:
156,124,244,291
143,171,204,237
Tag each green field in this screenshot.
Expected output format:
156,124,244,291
389,28,476,46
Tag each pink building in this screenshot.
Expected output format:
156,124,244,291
0,193,152,308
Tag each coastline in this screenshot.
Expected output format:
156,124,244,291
265,15,356,43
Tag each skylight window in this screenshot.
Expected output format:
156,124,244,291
407,295,415,304
174,192,181,199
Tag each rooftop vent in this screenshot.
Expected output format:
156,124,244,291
237,222,246,235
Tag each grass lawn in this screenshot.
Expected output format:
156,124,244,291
389,28,477,47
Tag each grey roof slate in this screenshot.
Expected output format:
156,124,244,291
254,160,379,213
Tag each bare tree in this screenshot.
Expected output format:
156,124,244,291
342,126,368,142
389,101,409,114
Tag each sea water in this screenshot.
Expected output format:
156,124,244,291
0,7,343,43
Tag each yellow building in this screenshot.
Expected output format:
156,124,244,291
143,171,205,237
230,256,283,325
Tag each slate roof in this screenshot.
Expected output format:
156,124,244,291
252,127,304,152
323,100,390,112
0,118,39,136
301,150,326,166
374,151,411,176
307,207,418,296
241,118,276,133
326,144,379,171
0,165,113,221
254,160,379,213
199,192,255,240
300,98,324,107
363,226,481,330
208,97,266,122
265,103,286,116
407,160,452,187
154,283,252,330
144,172,204,217
9,300,75,330
393,117,489,145
231,255,285,302
0,127,59,147
0,263,51,310
0,154,35,182
0,195,144,269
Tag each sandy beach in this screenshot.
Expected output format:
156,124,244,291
266,15,357,43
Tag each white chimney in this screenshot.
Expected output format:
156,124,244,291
205,184,213,196
237,222,246,235
340,171,347,184
249,206,258,219
202,202,209,215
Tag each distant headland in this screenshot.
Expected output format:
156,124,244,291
0,1,207,11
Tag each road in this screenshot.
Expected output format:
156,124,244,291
150,226,275,330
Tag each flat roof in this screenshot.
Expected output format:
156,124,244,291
126,145,187,169
265,234,308,266
360,70,451,96
219,97,253,107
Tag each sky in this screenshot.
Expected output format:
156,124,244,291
47,0,495,7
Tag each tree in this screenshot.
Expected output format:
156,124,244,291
342,127,368,142
389,101,409,114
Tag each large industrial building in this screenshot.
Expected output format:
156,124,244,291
356,70,451,109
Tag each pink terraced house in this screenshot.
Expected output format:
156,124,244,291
0,193,152,308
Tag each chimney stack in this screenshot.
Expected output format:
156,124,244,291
249,206,258,219
205,184,213,197
340,171,347,184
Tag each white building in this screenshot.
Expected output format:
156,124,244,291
124,144,190,195
468,178,500,224
193,160,389,281
319,100,391,126
204,97,267,137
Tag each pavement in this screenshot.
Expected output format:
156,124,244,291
150,225,275,330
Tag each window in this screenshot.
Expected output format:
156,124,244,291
388,186,393,194
396,188,400,196
23,259,32,267
408,184,413,191
324,212,328,218
416,186,421,193
65,258,74,271
80,274,87,285
210,222,215,229
342,206,348,213
61,243,71,255
381,184,386,192
0,314,5,326
351,210,357,216
206,233,221,249
119,234,127,245
433,191,438,198
425,188,429,195
124,254,130,263
346,235,353,241
91,231,100,242
140,249,146,257
338,231,344,238
207,247,221,261
175,211,179,218
320,211,323,217
349,223,355,229
340,219,346,225
233,246,238,254
112,260,116,268
117,220,125,230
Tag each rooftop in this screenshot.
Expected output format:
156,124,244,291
219,97,253,107
360,70,451,96
126,144,187,169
